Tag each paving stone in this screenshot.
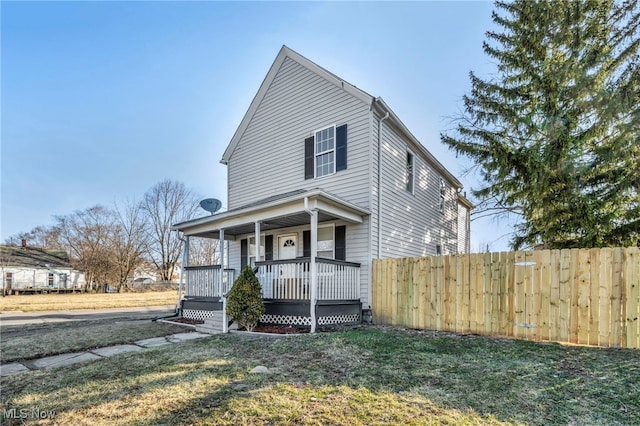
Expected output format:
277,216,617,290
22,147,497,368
166,332,210,342
91,344,143,357
134,336,171,347
0,362,30,377
31,352,101,369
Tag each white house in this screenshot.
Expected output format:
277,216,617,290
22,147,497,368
173,46,472,331
1,242,87,295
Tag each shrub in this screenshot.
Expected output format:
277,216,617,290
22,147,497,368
226,266,264,332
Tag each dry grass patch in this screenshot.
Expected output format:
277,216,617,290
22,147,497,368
1,328,638,425
0,291,177,312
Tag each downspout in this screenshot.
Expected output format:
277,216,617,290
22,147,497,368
377,111,390,259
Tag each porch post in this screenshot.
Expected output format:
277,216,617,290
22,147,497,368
310,209,318,333
177,235,189,314
254,221,262,263
218,229,225,297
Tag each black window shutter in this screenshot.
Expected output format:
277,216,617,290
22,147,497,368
336,124,347,171
303,230,311,257
335,226,346,260
265,235,273,261
304,136,315,179
240,239,248,270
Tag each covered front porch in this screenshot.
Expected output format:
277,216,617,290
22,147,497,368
172,189,368,332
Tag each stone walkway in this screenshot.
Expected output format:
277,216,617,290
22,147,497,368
0,331,211,378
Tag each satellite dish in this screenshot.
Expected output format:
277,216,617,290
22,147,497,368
200,198,222,215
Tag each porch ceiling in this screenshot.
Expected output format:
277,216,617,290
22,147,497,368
172,189,369,239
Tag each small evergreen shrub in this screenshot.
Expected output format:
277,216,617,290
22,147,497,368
226,266,264,332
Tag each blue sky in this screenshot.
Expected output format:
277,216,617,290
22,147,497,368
1,1,516,251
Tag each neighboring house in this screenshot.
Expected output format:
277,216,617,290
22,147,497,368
0,242,87,294
173,46,472,331
130,262,158,285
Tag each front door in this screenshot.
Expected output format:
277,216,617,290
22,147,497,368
277,235,301,298
278,235,297,260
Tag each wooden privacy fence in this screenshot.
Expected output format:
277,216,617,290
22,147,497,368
372,247,640,349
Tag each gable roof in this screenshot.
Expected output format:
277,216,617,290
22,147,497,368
0,245,73,269
221,46,373,165
220,45,463,188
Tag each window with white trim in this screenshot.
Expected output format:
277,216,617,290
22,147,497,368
315,125,335,177
439,179,446,213
406,152,414,193
48,273,55,287
317,224,335,259
248,236,265,267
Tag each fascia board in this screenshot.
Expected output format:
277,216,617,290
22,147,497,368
182,202,305,236
457,193,475,209
173,190,369,234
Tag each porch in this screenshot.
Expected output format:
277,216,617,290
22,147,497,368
179,258,362,328
173,189,369,332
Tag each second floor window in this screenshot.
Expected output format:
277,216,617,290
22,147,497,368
439,179,446,213
315,126,335,177
304,124,348,180
406,152,414,193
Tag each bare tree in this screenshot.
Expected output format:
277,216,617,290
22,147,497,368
112,199,147,292
56,205,117,292
140,180,199,282
5,226,64,249
188,237,219,266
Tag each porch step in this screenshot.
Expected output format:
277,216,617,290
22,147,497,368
195,311,238,334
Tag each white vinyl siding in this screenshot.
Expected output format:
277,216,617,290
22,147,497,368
375,117,459,257
457,201,470,254
227,57,371,212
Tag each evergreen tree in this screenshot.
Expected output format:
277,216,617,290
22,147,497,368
442,0,640,249
226,266,264,332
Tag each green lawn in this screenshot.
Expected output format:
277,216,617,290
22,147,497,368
1,327,638,425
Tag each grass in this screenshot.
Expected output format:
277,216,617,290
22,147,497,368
0,290,178,312
1,326,638,425
0,319,189,363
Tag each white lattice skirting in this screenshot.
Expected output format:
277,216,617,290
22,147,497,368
182,309,219,321
260,314,313,326
260,313,361,326
318,313,360,325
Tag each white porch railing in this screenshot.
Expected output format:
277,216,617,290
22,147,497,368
317,258,361,300
184,265,235,298
255,258,360,301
